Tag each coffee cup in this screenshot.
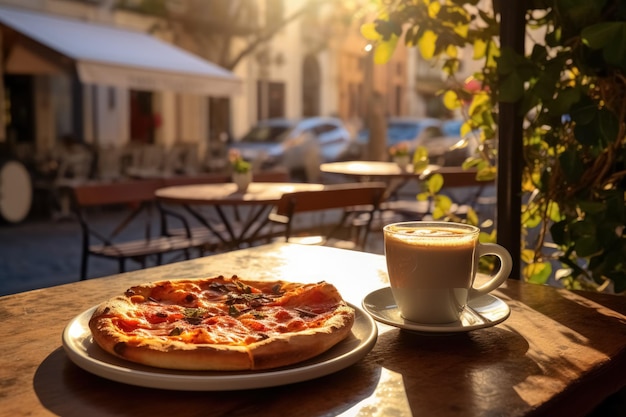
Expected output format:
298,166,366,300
383,221,512,324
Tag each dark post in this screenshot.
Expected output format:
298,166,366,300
497,0,526,278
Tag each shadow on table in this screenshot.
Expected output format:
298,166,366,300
374,326,533,416
34,347,382,417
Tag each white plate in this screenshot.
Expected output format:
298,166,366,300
362,287,510,334
62,303,377,391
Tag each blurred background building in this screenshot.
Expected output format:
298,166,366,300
0,0,481,221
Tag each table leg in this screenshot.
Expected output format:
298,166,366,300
214,204,273,248
182,204,231,246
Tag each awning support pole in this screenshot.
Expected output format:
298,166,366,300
497,0,526,278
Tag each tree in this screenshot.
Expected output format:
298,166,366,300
115,0,359,70
367,0,626,293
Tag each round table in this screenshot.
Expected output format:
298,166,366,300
320,161,439,179
156,182,324,205
156,182,325,248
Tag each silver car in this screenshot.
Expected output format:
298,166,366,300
229,117,354,181
356,117,467,166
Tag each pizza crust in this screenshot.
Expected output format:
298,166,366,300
88,277,355,371
248,304,354,370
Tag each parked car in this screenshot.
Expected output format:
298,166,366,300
356,117,467,165
229,117,354,181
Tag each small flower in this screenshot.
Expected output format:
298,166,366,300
389,141,410,157
228,149,251,173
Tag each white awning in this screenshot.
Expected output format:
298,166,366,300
0,6,241,96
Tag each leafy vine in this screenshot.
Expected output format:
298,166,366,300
364,0,626,293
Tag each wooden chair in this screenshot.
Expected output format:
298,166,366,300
252,169,290,182
70,179,213,280
268,182,387,250
382,167,496,220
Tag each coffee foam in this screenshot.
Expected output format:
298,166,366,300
386,227,476,247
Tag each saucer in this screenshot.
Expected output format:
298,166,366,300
362,287,510,334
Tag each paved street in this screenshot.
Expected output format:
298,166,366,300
0,178,493,297
0,207,387,297
0,211,155,296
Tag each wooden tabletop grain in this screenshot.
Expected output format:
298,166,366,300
1,243,625,417
155,182,325,205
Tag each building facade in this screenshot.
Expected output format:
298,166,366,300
0,0,416,175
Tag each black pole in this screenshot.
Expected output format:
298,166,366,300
497,0,525,278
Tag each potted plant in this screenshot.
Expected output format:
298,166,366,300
364,0,626,293
389,141,411,170
228,149,252,193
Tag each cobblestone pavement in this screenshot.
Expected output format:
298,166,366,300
0,211,153,296
0,208,386,297
0,180,492,297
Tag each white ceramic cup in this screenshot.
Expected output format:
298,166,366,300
383,221,512,324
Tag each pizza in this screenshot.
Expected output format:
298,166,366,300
88,275,355,371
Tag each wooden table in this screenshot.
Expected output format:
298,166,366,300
156,182,325,248
2,242,625,416
320,160,439,200
321,160,438,179
320,161,486,189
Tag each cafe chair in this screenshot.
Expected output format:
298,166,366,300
267,182,387,251
381,167,496,221
70,179,214,280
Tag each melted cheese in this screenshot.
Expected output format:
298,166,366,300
117,278,341,346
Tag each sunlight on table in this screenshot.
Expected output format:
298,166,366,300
340,367,411,417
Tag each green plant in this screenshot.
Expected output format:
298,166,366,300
228,149,251,174
389,141,411,157
364,0,626,293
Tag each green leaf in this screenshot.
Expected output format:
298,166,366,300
577,200,605,214
412,146,430,173
476,166,496,181
547,201,562,222
466,207,479,226
418,30,437,59
360,22,380,41
416,192,429,201
521,249,535,264
575,236,600,257
572,108,619,147
570,219,595,237
582,22,621,48
525,262,553,285
373,36,399,64
426,173,444,194
433,195,453,218
551,87,581,116
522,207,542,228
558,150,584,182
598,109,620,144
569,96,597,125
582,22,626,69
550,221,567,246
557,0,605,32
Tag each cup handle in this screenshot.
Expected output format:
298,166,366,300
469,243,513,299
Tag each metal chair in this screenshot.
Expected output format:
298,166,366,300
70,179,214,280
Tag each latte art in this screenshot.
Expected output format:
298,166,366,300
386,226,476,247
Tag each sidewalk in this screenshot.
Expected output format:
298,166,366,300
0,209,386,297
0,212,143,296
